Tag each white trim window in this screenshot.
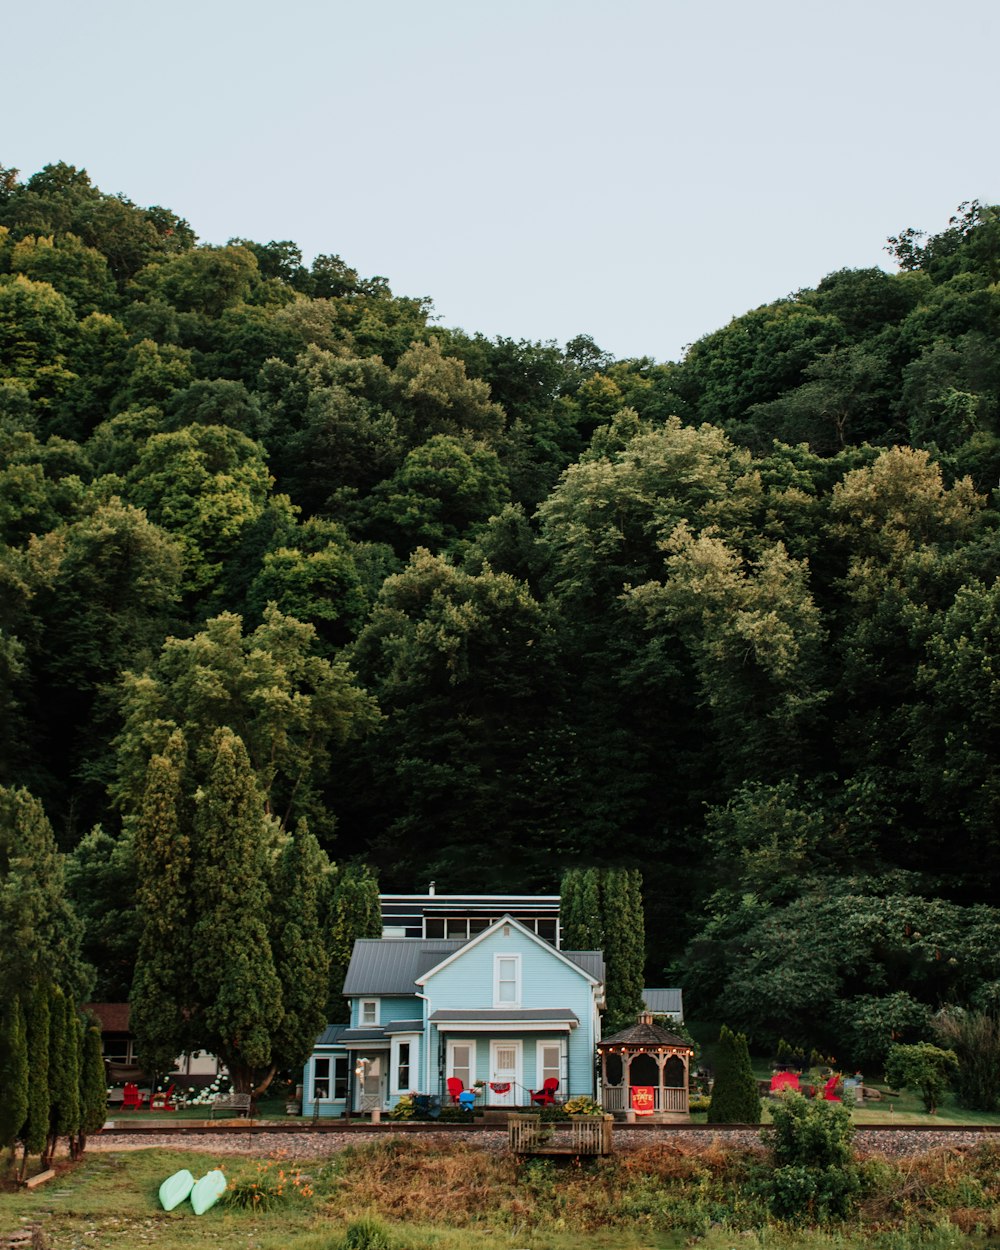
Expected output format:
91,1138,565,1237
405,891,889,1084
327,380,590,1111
359,999,380,1026
493,954,521,1008
447,1040,475,1089
391,1035,418,1095
312,1055,349,1102
539,1041,562,1089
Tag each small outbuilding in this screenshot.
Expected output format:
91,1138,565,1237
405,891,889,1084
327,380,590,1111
598,1011,694,1120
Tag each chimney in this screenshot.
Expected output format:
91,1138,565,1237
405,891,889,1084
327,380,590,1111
428,881,436,896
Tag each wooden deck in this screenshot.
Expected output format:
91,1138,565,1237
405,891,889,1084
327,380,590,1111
508,1114,613,1156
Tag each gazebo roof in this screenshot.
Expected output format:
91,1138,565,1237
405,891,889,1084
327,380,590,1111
598,1014,693,1051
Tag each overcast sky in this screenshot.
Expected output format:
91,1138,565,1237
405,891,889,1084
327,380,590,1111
5,0,999,362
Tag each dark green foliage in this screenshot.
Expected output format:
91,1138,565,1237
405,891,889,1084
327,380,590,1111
9,160,1000,1063
761,1094,859,1223
933,1009,1000,1111
561,868,645,1034
0,996,29,1150
325,862,382,1021
22,986,50,1163
78,1015,108,1142
884,1042,958,1113
707,1026,760,1124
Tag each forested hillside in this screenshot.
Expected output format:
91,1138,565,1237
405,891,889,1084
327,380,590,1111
3,163,1000,1064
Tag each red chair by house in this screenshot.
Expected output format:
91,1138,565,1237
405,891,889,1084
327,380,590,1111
530,1078,559,1106
446,1077,464,1104
149,1084,177,1111
121,1082,144,1110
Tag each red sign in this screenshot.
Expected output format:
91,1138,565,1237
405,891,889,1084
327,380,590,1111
630,1086,655,1116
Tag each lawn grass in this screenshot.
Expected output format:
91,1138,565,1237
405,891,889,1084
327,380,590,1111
3,1142,996,1250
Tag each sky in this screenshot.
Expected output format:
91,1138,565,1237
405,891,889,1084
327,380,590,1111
5,0,1000,362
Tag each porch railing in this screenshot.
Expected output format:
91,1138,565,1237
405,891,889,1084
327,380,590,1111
601,1085,689,1114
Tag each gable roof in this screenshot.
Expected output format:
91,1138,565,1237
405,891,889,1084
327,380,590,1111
415,914,602,987
343,939,464,996
643,988,684,1019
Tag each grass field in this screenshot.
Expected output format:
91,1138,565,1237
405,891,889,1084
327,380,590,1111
4,1136,999,1250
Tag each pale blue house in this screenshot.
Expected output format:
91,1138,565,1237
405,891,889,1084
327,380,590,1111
304,914,605,1116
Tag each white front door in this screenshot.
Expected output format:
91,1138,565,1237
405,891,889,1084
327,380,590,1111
356,1055,384,1110
489,1040,521,1106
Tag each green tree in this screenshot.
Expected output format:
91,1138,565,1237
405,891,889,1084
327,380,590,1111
0,996,29,1156
129,731,195,1076
324,862,382,1021
189,728,284,1095
269,823,333,1066
560,868,645,1033
21,987,50,1180
707,1024,760,1124
884,1041,958,1113
933,1009,1000,1112
113,605,378,838
76,1015,108,1158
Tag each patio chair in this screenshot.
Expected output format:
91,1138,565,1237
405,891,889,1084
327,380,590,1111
149,1084,177,1111
122,1082,145,1110
769,1071,800,1095
458,1089,477,1112
822,1074,841,1102
446,1077,464,1104
530,1077,559,1106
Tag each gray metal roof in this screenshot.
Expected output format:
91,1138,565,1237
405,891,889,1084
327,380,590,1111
563,951,605,983
383,1018,424,1034
343,939,464,996
642,988,684,1020
429,1009,580,1024
314,1024,349,1047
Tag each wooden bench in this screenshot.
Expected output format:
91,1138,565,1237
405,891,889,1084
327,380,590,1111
210,1092,252,1119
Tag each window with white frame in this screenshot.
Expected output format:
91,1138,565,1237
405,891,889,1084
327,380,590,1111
448,1041,474,1088
391,1036,416,1094
313,1057,331,1100
539,1042,562,1092
493,954,521,1007
360,999,379,1026
313,1056,349,1101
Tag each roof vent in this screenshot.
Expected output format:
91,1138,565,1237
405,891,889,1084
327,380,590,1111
428,880,436,896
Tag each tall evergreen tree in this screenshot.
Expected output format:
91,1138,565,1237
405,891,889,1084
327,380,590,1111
325,862,382,1021
0,997,28,1157
708,1025,761,1124
21,986,50,1181
560,867,646,1033
269,821,332,1069
189,728,283,1094
75,1015,107,1158
130,731,195,1075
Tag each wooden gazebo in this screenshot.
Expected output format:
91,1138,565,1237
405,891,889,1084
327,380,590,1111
598,1012,694,1120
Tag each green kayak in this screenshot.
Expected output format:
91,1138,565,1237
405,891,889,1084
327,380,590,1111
191,1168,227,1215
158,1168,194,1211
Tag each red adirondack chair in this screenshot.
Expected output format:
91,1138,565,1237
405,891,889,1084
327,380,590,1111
446,1077,464,1104
530,1077,559,1106
770,1071,801,1095
822,1074,842,1102
121,1082,144,1110
149,1084,177,1111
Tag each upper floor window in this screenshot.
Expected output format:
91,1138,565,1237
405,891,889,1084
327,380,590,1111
494,954,521,1008
360,999,379,1026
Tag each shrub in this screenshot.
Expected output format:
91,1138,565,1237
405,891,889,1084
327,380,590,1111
708,1025,760,1124
341,1214,391,1249
761,1094,859,1223
765,1093,854,1169
933,1008,1000,1111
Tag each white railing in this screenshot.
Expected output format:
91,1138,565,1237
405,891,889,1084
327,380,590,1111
601,1086,689,1114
